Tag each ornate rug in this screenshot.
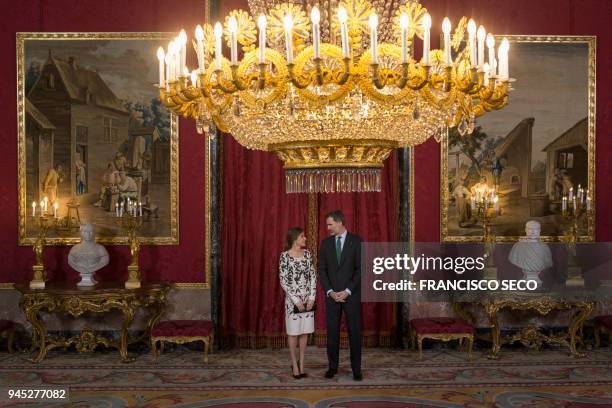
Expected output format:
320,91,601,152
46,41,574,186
1,347,611,407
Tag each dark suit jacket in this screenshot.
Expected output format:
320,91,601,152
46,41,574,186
319,232,363,296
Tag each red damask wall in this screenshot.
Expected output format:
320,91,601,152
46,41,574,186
1,0,611,283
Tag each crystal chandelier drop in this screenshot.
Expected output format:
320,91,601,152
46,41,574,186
157,0,511,193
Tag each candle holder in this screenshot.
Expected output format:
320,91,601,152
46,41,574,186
116,201,144,289
560,190,591,287
30,214,58,289
470,186,500,244
560,192,592,247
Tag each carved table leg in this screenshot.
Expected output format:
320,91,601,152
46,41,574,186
119,306,135,363
25,309,48,363
485,303,502,360
569,302,594,358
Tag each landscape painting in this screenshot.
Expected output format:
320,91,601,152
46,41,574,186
441,36,595,242
18,33,178,245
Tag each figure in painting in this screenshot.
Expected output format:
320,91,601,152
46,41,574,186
452,178,473,227
75,153,86,195
41,164,63,205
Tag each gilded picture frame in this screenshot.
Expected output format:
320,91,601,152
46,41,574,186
17,32,179,246
441,36,596,242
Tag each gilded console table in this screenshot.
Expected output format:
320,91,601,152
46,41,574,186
454,292,594,359
14,282,169,363
482,294,594,359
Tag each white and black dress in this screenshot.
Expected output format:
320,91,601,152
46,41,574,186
279,250,316,336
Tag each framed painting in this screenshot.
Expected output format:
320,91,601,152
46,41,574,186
441,36,596,242
17,32,178,245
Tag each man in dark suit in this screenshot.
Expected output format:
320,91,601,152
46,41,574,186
319,210,363,381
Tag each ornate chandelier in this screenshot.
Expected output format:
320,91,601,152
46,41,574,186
157,0,511,193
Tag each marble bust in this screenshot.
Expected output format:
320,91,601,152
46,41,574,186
68,223,109,286
508,220,553,288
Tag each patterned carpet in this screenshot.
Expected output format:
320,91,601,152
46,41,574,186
1,346,612,407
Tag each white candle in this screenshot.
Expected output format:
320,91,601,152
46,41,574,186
498,37,509,80
32,201,36,217
422,13,431,65
139,202,143,217
467,19,477,67
166,42,173,82
572,197,577,210
115,202,119,217
120,202,124,217
569,187,574,201
483,63,490,86
369,13,378,63
228,16,238,65
284,14,294,63
257,14,267,64
311,7,321,59
179,29,187,75
400,13,410,64
477,25,486,70
442,17,451,66
174,37,181,79
338,7,350,59
587,196,591,211
190,70,198,87
195,25,205,72
486,34,496,76
214,22,223,70
157,47,165,88
53,203,58,218
562,197,567,211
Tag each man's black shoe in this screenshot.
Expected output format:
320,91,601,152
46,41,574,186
324,369,337,378
353,373,363,381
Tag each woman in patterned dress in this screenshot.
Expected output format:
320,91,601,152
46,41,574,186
279,227,316,379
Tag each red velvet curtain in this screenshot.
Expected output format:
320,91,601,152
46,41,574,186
222,132,398,347
315,152,399,347
221,136,308,347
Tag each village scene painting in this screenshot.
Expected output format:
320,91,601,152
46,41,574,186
19,34,177,244
442,38,595,241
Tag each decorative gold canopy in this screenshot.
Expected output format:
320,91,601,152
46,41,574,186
157,0,511,192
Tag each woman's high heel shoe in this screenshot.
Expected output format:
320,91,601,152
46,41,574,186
291,365,301,379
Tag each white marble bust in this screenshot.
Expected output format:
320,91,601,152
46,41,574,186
68,223,109,286
508,220,553,288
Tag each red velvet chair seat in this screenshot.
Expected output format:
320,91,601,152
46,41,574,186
152,320,213,337
151,320,214,362
410,317,474,335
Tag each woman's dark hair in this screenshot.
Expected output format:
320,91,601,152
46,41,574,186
285,227,304,251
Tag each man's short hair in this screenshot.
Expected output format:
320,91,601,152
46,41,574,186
325,210,345,225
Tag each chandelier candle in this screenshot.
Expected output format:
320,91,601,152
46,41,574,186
195,25,205,71
422,13,431,65
284,14,294,64
477,25,486,70
400,13,409,64
442,17,451,65
486,33,496,76
158,0,512,193
257,14,266,63
338,7,349,58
